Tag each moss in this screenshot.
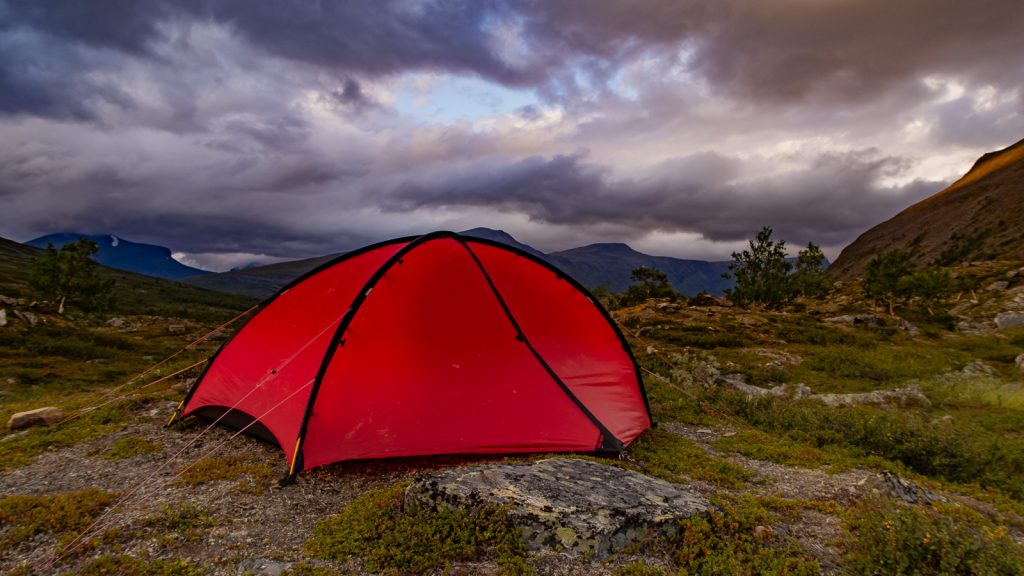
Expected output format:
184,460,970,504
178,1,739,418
0,488,118,553
844,498,1024,575
144,503,216,545
675,495,820,575
305,482,530,575
175,454,274,493
75,555,206,576
628,428,753,488
281,563,352,576
104,436,163,461
713,429,855,471
611,560,666,575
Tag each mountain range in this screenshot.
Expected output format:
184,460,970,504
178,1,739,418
26,233,209,281
182,227,738,299
831,137,1024,279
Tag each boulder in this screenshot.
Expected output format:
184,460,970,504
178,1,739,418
405,458,711,558
995,312,1024,330
167,324,186,333
0,309,6,327
106,317,126,328
813,386,931,408
986,281,1009,292
7,407,64,430
689,294,730,307
826,314,884,327
1015,353,1024,372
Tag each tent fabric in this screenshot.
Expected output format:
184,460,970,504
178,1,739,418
172,231,651,480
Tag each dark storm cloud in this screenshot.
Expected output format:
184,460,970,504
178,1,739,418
385,149,940,248
1,0,1022,266
4,0,1022,117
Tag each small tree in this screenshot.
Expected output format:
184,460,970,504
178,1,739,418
620,267,677,307
28,239,112,314
724,227,793,309
904,266,953,316
862,250,916,316
792,242,831,299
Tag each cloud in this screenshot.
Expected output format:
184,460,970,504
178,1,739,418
1,0,1022,269
384,148,942,249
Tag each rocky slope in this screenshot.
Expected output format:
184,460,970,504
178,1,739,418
831,137,1024,279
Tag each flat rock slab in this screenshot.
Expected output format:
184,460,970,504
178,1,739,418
405,457,711,557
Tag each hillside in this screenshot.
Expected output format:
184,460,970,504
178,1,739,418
831,137,1024,279
27,233,211,281
181,253,340,299
183,229,737,299
1,235,255,320
548,243,733,295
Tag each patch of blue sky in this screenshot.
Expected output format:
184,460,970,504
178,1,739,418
394,74,539,124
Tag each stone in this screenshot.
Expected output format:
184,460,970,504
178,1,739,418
106,317,126,328
717,375,812,400
236,558,292,576
986,281,1009,291
689,294,730,307
962,359,996,375
0,309,6,327
7,407,64,430
1015,353,1024,372
813,386,931,408
879,471,939,505
995,312,1024,330
405,458,712,558
13,310,38,326
897,318,921,336
825,314,884,327
168,324,186,333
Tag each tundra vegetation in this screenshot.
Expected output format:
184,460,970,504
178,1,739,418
1,237,1022,575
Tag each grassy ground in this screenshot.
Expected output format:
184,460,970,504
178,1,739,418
1,258,1022,574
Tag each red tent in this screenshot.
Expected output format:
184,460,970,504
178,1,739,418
168,231,651,481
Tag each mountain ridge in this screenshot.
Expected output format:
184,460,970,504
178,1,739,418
830,137,1024,279
179,228,737,299
27,233,210,281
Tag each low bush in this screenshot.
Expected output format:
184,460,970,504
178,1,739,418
306,483,530,575
844,498,1024,575
0,488,118,553
676,495,819,575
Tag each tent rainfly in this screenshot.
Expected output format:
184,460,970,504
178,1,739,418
167,231,651,483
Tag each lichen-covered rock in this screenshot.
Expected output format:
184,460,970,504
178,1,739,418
812,385,931,408
7,406,64,430
405,457,711,558
995,312,1024,329
1016,353,1024,372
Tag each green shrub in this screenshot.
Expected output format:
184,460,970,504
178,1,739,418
676,496,819,575
629,428,752,488
104,436,163,461
844,498,1024,575
176,454,274,493
76,555,206,576
305,483,530,575
611,560,666,575
0,488,118,553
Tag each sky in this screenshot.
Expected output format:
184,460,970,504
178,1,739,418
1,0,1022,271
